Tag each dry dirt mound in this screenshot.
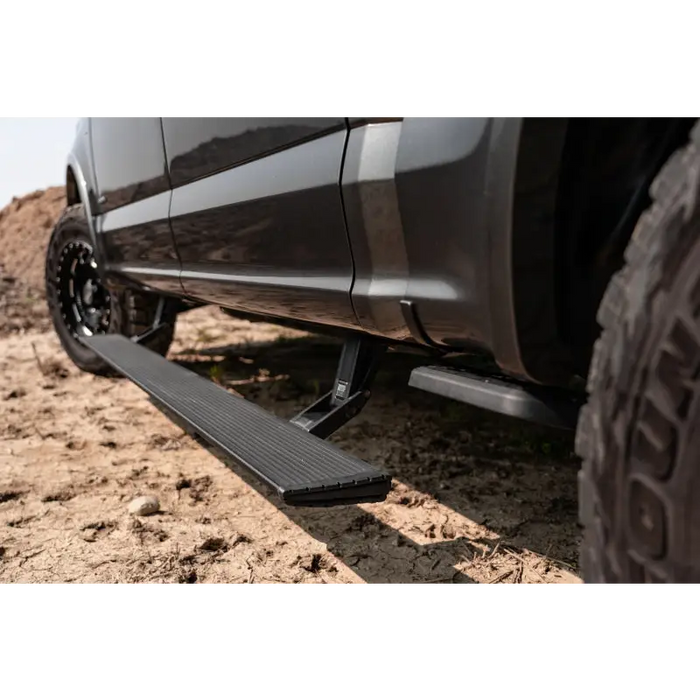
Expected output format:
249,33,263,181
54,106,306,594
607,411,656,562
0,186,65,293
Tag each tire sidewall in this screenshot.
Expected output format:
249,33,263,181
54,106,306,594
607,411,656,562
576,121,700,582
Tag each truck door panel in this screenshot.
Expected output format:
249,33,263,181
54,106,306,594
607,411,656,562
166,122,358,329
90,118,181,294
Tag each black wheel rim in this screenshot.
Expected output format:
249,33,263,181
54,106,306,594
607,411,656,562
56,240,111,338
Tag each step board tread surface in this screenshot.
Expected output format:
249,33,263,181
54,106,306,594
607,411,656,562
83,335,390,505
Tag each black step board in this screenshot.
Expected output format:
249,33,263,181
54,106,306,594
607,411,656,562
83,335,390,506
409,366,583,430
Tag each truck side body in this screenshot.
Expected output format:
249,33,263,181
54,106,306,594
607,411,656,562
67,117,692,389
64,118,556,384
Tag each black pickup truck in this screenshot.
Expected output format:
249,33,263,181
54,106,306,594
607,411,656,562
45,117,700,583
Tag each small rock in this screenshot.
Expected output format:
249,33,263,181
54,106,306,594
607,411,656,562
441,523,457,540
128,495,160,516
0,546,6,559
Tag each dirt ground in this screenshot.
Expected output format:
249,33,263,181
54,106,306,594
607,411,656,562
0,189,582,584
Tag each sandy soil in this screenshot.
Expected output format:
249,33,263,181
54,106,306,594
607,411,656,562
0,189,582,584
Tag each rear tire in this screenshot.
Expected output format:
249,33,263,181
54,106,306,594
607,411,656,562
45,204,176,375
576,120,700,582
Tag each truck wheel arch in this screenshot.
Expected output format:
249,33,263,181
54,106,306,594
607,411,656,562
509,118,696,385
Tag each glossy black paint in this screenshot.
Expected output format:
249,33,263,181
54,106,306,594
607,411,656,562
99,191,184,296
89,119,182,294
162,118,346,188
170,129,358,328
91,118,170,213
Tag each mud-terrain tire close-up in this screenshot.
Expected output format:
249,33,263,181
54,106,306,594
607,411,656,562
45,204,175,375
577,120,700,583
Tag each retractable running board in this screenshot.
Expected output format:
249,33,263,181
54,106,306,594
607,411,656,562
409,366,583,430
82,335,391,506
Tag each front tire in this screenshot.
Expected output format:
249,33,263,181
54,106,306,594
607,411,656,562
45,204,176,375
576,121,700,582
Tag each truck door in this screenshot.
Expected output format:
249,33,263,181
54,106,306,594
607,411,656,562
160,118,359,329
90,118,182,295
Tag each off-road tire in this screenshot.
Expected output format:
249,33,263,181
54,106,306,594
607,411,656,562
45,204,176,375
576,120,700,582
